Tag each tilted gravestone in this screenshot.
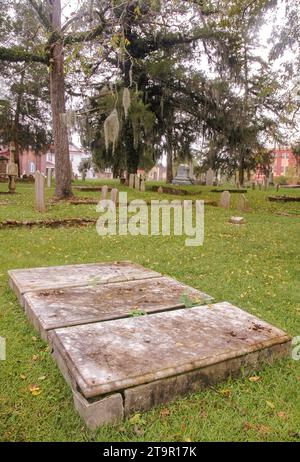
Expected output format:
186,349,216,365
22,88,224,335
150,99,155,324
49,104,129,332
35,171,45,212
219,190,231,209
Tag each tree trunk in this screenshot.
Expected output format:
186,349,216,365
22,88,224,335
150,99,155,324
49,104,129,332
49,0,72,198
238,154,245,186
13,67,26,175
166,128,173,183
124,118,139,174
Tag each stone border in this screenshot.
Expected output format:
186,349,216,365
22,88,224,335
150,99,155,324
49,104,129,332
268,195,300,202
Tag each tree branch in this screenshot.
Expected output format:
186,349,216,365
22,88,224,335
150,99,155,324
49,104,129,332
28,0,51,31
0,47,48,64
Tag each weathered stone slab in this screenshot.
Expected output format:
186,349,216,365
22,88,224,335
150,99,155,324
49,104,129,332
48,302,290,399
24,276,211,340
8,261,161,307
124,341,291,417
73,390,124,430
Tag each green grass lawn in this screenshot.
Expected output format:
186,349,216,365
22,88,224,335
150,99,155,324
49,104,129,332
0,180,299,442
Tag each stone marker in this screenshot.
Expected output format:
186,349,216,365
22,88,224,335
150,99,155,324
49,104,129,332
219,190,231,209
23,276,212,340
6,162,18,193
237,194,249,211
110,188,118,204
101,185,108,201
8,261,161,307
229,216,245,225
205,168,214,186
157,186,163,194
35,171,45,212
129,174,135,188
47,169,52,188
140,179,145,192
172,164,193,185
48,302,291,400
134,174,140,190
276,184,280,192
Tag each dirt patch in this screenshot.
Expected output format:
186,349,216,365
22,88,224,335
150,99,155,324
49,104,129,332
211,189,248,193
75,186,112,192
152,186,199,196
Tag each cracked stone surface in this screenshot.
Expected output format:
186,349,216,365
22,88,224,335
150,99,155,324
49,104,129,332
8,261,161,306
48,302,290,399
24,276,212,338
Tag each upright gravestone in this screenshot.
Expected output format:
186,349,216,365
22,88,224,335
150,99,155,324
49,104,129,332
206,168,214,186
35,171,45,212
140,178,146,192
6,162,18,193
172,164,193,185
47,169,52,188
134,174,140,190
110,188,118,205
101,185,108,201
129,174,135,189
219,191,231,209
237,194,248,211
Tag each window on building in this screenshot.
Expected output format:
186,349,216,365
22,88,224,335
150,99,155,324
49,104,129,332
29,161,36,173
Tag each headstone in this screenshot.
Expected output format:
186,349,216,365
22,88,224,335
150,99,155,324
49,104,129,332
134,174,140,190
6,162,18,193
101,185,108,201
219,191,231,209
276,184,280,192
35,171,45,212
157,186,163,194
172,164,193,185
140,179,145,192
229,216,245,225
110,188,118,204
205,168,214,186
237,194,249,211
47,169,52,188
129,174,135,189
6,162,18,177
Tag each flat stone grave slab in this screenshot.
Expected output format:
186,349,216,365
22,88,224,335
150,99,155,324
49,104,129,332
8,261,161,307
24,276,212,340
48,302,290,400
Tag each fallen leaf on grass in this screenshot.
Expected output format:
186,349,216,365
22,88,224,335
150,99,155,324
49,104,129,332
29,384,42,396
160,408,170,418
38,375,46,381
248,376,260,382
277,411,287,420
20,374,26,380
134,425,144,437
266,400,275,409
219,388,232,397
243,422,272,435
129,413,146,426
32,354,39,361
